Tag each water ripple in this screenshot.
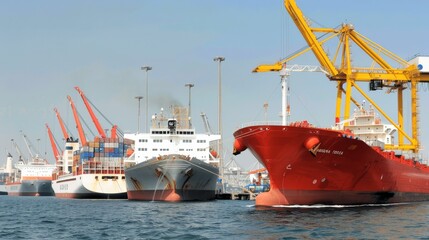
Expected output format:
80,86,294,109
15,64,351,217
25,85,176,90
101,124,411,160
1,196,429,239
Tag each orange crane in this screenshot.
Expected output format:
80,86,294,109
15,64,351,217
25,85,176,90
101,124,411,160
74,86,119,139
67,95,87,146
74,86,107,138
45,123,61,163
54,107,70,141
110,125,118,139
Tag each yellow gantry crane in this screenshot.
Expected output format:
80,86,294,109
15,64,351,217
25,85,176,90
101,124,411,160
254,0,429,153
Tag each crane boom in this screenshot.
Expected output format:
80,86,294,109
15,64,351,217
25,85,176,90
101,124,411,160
200,112,213,134
257,0,423,81
54,107,70,140
45,123,61,162
283,0,338,77
67,95,87,146
11,139,25,163
21,132,35,158
74,86,107,138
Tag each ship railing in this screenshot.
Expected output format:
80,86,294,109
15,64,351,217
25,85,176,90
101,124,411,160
238,121,284,129
238,121,327,129
353,130,387,134
81,161,124,175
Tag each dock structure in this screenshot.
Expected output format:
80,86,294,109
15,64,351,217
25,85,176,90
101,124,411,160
215,192,256,201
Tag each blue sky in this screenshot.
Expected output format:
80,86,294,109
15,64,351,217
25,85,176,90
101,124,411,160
1,0,429,169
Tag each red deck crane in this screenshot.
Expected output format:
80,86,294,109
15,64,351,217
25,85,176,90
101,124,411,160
45,123,61,163
54,107,70,141
67,95,87,146
74,86,119,139
74,86,107,138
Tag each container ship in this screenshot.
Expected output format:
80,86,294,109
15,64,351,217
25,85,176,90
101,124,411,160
124,106,221,201
234,0,429,206
4,152,56,196
51,137,128,199
50,88,128,199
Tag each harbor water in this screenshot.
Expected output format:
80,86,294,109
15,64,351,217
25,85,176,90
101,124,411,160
1,196,429,239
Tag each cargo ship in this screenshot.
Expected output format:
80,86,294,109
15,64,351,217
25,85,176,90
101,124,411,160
234,0,429,206
4,152,56,196
124,106,221,201
51,137,128,199
50,88,128,199
234,104,429,206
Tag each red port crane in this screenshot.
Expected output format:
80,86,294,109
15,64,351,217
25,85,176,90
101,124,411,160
67,95,87,146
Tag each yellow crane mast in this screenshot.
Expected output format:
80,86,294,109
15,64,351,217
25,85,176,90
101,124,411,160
254,0,429,153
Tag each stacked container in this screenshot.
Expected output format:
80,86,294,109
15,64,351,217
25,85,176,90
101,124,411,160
72,138,131,175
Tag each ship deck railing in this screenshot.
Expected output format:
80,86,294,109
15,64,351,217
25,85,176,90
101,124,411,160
238,121,284,129
81,161,124,175
81,168,125,175
238,121,327,129
354,130,389,135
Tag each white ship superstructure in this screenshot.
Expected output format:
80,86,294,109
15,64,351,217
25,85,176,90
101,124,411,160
5,153,56,196
334,103,397,149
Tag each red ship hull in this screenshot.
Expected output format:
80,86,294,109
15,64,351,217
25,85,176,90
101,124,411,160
233,124,429,206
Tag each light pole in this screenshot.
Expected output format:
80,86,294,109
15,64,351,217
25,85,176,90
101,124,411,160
141,66,152,132
213,56,225,190
185,83,194,128
135,96,143,133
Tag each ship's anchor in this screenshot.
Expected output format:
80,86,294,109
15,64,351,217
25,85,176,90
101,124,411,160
304,137,321,157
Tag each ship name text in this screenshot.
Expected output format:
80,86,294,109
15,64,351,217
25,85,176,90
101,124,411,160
316,148,344,155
